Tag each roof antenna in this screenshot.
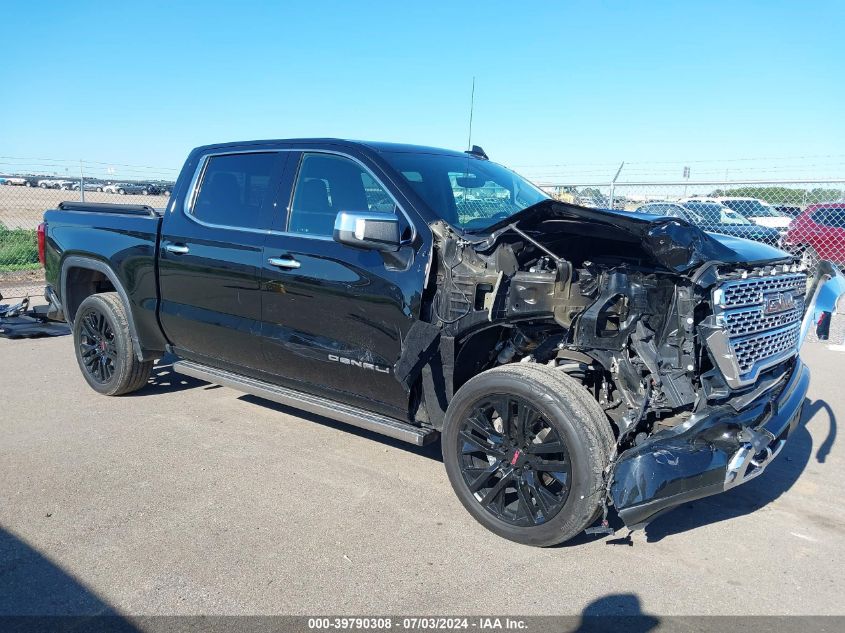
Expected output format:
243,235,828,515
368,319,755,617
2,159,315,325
463,77,489,160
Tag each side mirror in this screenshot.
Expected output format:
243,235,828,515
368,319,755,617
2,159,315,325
333,211,400,252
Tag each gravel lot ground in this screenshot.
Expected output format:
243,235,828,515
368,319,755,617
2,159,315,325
1,335,843,617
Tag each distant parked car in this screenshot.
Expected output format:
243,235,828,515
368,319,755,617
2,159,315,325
716,198,792,231
142,183,171,196
103,182,150,195
783,203,845,268
3,176,38,187
72,182,105,192
635,201,782,244
774,205,803,218
38,179,74,190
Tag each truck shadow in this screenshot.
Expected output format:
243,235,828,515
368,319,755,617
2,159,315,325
132,355,214,396
237,393,444,462
807,398,837,463
0,527,137,629
129,356,443,460
643,397,835,542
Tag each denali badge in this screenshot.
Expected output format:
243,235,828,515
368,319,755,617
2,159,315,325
328,354,390,374
763,291,796,315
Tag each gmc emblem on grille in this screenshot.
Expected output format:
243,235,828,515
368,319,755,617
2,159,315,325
763,291,796,315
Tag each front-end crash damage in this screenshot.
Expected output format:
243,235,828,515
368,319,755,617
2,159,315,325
411,200,845,533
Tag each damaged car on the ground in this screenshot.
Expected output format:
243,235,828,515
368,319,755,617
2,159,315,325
39,139,845,546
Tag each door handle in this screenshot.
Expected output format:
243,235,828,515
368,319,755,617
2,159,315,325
268,256,301,269
164,243,190,255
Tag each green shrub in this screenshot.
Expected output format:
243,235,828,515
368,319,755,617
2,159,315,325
0,226,40,271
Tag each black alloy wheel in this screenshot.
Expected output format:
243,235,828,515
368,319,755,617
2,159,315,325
443,364,613,546
77,307,117,383
457,394,572,527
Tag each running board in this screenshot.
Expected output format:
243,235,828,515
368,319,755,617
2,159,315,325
172,360,439,446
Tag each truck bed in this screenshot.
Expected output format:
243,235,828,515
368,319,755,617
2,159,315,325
43,201,165,357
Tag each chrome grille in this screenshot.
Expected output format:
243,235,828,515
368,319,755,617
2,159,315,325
731,323,801,374
710,270,807,386
718,274,807,309
723,296,805,336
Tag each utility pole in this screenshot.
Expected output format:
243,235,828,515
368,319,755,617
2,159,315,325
79,159,85,202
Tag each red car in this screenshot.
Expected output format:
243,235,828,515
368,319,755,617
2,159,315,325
784,202,845,268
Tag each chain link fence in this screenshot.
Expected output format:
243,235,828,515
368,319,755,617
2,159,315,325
3,161,844,300
544,179,845,274
0,159,176,300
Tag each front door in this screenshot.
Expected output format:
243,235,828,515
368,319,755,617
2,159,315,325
259,151,426,419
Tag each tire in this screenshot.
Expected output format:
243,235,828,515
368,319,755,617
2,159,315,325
72,292,153,396
442,363,614,547
118,189,125,195
25,181,31,187
141,189,148,196
39,183,47,188
96,187,103,192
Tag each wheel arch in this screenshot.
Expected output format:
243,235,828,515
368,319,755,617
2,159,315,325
60,255,144,361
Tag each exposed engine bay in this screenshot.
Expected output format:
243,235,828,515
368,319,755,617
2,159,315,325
423,202,797,437
414,200,824,529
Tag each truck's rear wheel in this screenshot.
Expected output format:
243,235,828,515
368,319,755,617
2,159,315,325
72,293,153,396
442,364,614,547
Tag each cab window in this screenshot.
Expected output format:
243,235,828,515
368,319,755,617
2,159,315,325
288,153,403,237
192,152,278,229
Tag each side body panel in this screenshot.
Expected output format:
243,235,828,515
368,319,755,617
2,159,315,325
43,209,167,357
257,145,433,419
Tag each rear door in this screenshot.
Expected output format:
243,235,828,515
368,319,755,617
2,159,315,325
257,150,426,418
159,150,287,371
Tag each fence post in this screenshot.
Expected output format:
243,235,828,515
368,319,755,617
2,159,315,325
608,162,624,209
79,159,85,203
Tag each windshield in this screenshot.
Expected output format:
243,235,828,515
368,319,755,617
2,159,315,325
381,152,548,230
684,202,753,225
721,199,782,218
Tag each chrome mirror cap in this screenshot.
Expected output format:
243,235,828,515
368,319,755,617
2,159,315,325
333,211,401,252
800,261,845,349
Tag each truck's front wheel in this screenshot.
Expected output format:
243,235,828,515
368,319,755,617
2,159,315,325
442,364,614,546
72,293,153,396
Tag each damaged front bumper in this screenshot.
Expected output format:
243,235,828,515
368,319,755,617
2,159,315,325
610,261,844,529
610,261,845,529
610,357,809,528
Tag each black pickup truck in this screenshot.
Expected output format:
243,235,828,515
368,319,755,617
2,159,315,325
40,139,845,546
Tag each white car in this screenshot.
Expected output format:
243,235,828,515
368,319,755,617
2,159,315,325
716,197,792,230
38,179,75,190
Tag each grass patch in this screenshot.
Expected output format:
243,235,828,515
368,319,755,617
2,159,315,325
0,226,39,272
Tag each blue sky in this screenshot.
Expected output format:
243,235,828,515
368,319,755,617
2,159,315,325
1,1,844,182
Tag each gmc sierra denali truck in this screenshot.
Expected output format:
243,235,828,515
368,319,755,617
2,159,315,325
40,139,845,546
